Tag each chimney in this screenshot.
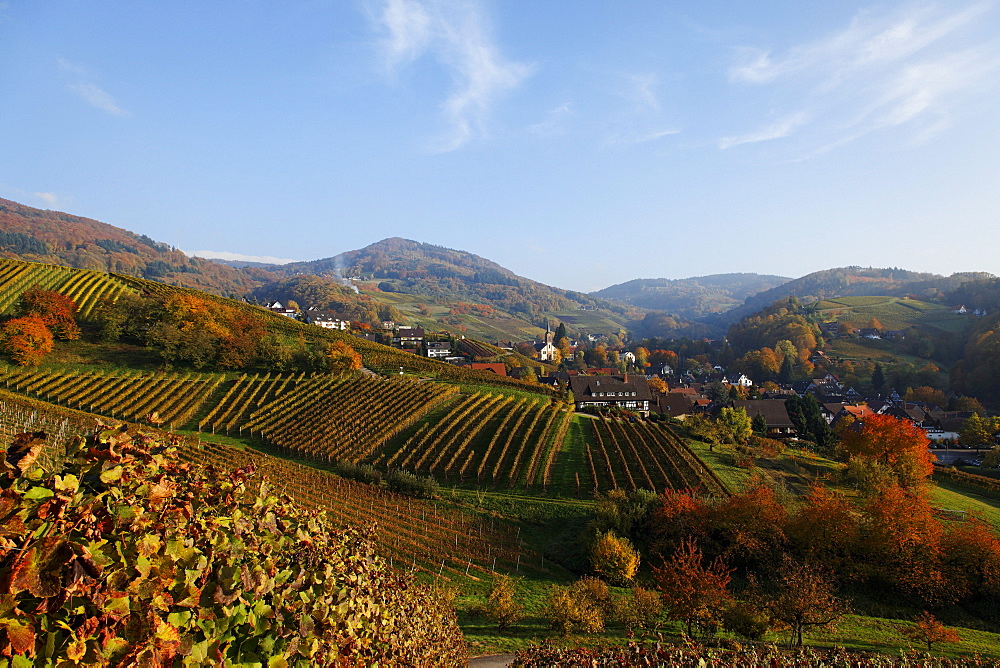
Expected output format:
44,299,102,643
623,373,629,383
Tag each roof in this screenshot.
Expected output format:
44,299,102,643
657,393,695,417
732,400,795,428
470,362,507,376
569,374,653,402
426,342,451,349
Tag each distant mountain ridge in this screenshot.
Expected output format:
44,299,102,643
271,237,636,322
592,273,791,319
723,266,994,324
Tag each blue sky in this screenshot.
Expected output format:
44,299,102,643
2,1,999,292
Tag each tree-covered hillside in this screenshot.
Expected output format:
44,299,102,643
0,198,277,295
593,273,790,318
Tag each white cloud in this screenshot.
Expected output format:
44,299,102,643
372,0,532,151
68,82,127,116
529,102,573,137
186,250,298,265
379,0,432,68
59,58,128,116
605,128,680,148
722,2,1000,152
719,113,807,149
33,192,59,208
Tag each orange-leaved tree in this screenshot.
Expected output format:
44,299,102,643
652,537,733,638
0,316,54,366
902,611,961,652
325,340,362,372
837,414,935,488
19,287,80,340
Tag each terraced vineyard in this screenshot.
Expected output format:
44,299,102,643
198,371,307,433
0,389,539,579
244,374,458,462
0,257,134,316
582,417,728,496
380,393,570,489
0,368,223,427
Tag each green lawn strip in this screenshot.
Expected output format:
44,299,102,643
545,414,589,497
685,439,755,491
929,481,1000,528
810,614,999,659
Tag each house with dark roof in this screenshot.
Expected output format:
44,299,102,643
569,374,653,415
304,309,350,330
394,327,425,347
732,400,796,438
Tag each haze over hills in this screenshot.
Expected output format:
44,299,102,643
592,273,791,319
1,197,996,342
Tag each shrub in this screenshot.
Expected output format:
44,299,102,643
723,601,771,641
590,530,640,585
386,468,439,498
480,575,523,631
613,587,663,633
545,578,608,636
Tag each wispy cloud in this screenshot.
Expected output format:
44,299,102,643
722,2,1000,151
529,102,573,137
605,128,680,148
59,58,128,116
719,113,807,149
372,0,532,151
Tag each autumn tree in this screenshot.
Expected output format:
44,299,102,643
904,386,948,408
590,531,640,585
786,485,861,573
958,414,1000,449
717,407,752,444
19,287,80,340
325,340,362,372
837,414,935,488
902,611,961,652
480,575,522,631
652,537,733,637
0,316,54,366
757,558,849,647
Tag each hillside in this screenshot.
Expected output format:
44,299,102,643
2,260,1000,661
722,267,992,324
272,238,603,315
0,198,278,295
592,273,790,318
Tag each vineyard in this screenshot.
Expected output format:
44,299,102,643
0,257,134,317
379,393,571,489
580,417,728,496
244,374,459,462
0,389,540,580
0,368,223,427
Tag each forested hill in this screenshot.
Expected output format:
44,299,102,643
721,267,993,324
0,198,278,295
272,237,636,321
592,273,790,319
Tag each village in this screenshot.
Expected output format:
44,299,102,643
263,300,986,460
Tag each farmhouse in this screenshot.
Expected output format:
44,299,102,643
303,309,350,330
569,374,652,416
732,399,796,438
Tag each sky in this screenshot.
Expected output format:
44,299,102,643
2,1,999,292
